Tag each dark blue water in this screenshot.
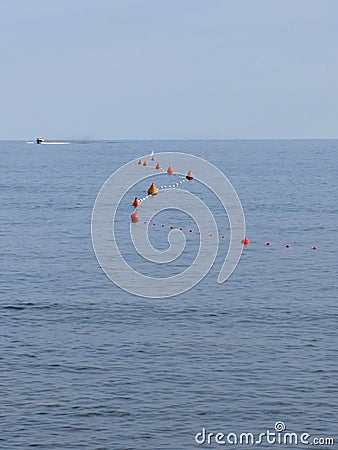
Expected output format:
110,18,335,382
1,140,337,449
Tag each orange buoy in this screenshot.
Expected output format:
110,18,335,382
132,197,140,207
138,159,143,165
167,166,174,174
186,170,194,180
143,160,148,166
147,183,158,195
156,162,161,169
241,237,250,245
131,211,139,223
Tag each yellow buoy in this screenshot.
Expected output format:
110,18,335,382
147,183,158,195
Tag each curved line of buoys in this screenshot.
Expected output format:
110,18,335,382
132,153,320,253
137,221,319,249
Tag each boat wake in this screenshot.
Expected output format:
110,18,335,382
39,142,70,145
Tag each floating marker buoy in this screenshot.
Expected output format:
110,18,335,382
156,162,161,169
221,235,225,239
147,183,158,195
170,226,174,229
167,166,174,174
131,211,139,223
285,244,290,248
242,237,250,245
143,160,148,166
161,224,164,227
312,246,317,250
132,197,140,207
189,229,193,233
138,159,143,165
151,155,155,161
186,170,194,180
265,242,270,246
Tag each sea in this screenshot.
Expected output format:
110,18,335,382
1,140,337,449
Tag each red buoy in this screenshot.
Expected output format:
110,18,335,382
241,237,250,245
285,244,290,248
132,197,140,207
265,242,270,246
138,159,143,165
156,162,161,169
131,211,139,223
312,246,317,250
167,166,174,174
143,160,148,166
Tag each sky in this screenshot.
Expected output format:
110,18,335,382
1,0,337,140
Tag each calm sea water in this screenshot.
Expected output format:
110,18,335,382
1,140,337,449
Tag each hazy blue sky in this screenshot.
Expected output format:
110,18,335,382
1,0,337,139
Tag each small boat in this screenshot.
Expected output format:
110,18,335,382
36,137,45,144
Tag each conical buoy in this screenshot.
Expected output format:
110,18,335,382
138,159,143,165
242,237,250,245
131,211,139,223
151,155,155,161
167,166,174,174
143,160,148,166
132,197,140,207
186,170,194,180
156,162,161,169
147,183,158,195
